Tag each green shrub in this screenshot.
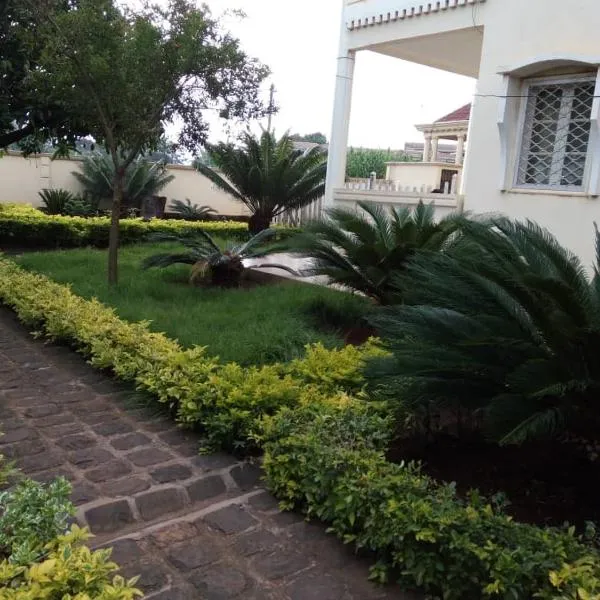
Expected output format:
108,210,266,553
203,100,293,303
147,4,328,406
0,477,74,565
0,203,300,249
0,525,141,599
263,400,600,600
37,189,76,215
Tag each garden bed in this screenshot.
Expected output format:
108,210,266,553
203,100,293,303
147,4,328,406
15,242,369,365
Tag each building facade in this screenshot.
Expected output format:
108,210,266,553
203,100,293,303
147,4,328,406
326,0,600,265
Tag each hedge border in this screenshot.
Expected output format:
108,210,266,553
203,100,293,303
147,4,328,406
0,258,599,599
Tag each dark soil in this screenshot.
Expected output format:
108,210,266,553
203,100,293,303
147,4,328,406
388,433,600,529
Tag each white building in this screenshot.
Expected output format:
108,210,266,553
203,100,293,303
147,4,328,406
326,0,600,265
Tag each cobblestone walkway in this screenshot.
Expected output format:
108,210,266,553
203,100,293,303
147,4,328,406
0,309,415,600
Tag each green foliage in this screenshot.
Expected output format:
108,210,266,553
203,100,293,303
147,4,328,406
0,525,142,599
72,153,175,208
197,130,327,233
142,228,295,286
290,132,328,144
63,195,97,217
282,200,463,304
368,218,600,444
37,189,76,215
263,400,600,600
346,147,413,179
170,199,216,221
0,204,267,249
0,478,74,565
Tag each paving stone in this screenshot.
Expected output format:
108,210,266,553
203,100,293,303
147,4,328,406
93,420,134,437
253,550,311,580
0,417,25,431
173,442,201,458
111,433,151,451
32,468,76,484
142,420,176,433
192,454,238,471
158,429,198,447
167,539,220,571
102,538,142,565
136,487,185,521
85,499,135,534
3,438,46,458
103,476,151,496
285,572,347,600
0,427,36,444
151,463,192,483
248,491,279,512
80,411,120,426
202,505,257,535
234,529,280,557
127,447,173,467
70,481,99,506
18,452,64,474
190,565,249,599
69,447,114,469
269,511,304,529
44,422,81,438
57,434,97,451
186,475,226,502
23,403,61,418
120,560,169,594
144,587,196,600
86,460,132,483
230,463,262,490
151,522,198,548
78,399,115,414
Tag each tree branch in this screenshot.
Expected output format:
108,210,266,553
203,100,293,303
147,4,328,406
0,123,36,149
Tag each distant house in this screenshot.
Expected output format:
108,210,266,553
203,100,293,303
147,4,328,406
325,0,600,266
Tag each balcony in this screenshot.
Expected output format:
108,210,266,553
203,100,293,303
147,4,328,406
342,0,487,77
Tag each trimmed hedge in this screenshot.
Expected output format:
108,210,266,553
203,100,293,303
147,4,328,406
1,257,599,599
0,203,297,248
0,259,382,452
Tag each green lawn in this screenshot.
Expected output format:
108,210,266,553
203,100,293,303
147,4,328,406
15,243,368,365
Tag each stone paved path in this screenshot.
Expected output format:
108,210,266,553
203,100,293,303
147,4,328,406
0,308,416,600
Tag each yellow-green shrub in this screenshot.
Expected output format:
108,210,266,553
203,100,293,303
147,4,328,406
0,526,141,599
0,203,297,248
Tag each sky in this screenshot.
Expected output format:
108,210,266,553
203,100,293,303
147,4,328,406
205,0,477,150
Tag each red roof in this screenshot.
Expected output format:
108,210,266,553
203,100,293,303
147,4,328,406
435,103,471,123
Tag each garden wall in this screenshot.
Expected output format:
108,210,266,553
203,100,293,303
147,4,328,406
0,152,249,217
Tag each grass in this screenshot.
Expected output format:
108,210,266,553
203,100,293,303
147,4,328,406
15,242,369,366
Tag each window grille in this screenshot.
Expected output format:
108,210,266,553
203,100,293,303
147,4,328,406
517,78,596,190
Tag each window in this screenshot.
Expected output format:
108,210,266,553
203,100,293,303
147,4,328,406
516,76,596,191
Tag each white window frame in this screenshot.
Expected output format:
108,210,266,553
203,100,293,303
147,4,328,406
513,73,597,192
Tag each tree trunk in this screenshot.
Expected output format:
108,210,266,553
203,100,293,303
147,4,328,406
108,169,124,285
248,213,272,235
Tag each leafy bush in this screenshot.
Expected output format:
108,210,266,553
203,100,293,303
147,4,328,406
37,189,75,215
368,218,600,444
281,200,463,304
0,204,284,248
0,477,74,565
346,147,413,179
63,195,97,217
263,399,600,600
0,525,141,599
142,228,295,287
72,153,174,208
170,198,216,221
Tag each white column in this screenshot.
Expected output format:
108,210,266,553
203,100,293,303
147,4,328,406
423,135,432,162
324,44,356,208
456,134,466,165
430,136,439,163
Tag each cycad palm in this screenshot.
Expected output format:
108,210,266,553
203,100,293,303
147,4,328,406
73,153,174,207
196,131,327,233
369,218,600,444
283,200,463,304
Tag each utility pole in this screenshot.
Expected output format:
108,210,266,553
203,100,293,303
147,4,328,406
267,83,275,133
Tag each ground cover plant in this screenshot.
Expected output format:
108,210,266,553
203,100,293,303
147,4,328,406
16,242,368,365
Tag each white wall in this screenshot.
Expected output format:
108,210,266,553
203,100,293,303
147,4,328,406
385,162,460,190
462,0,600,267
0,153,248,216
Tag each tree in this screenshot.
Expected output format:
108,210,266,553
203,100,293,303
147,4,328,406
290,132,328,145
197,130,327,233
30,0,268,284
368,218,600,444
282,201,463,304
0,0,89,152
346,148,413,179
